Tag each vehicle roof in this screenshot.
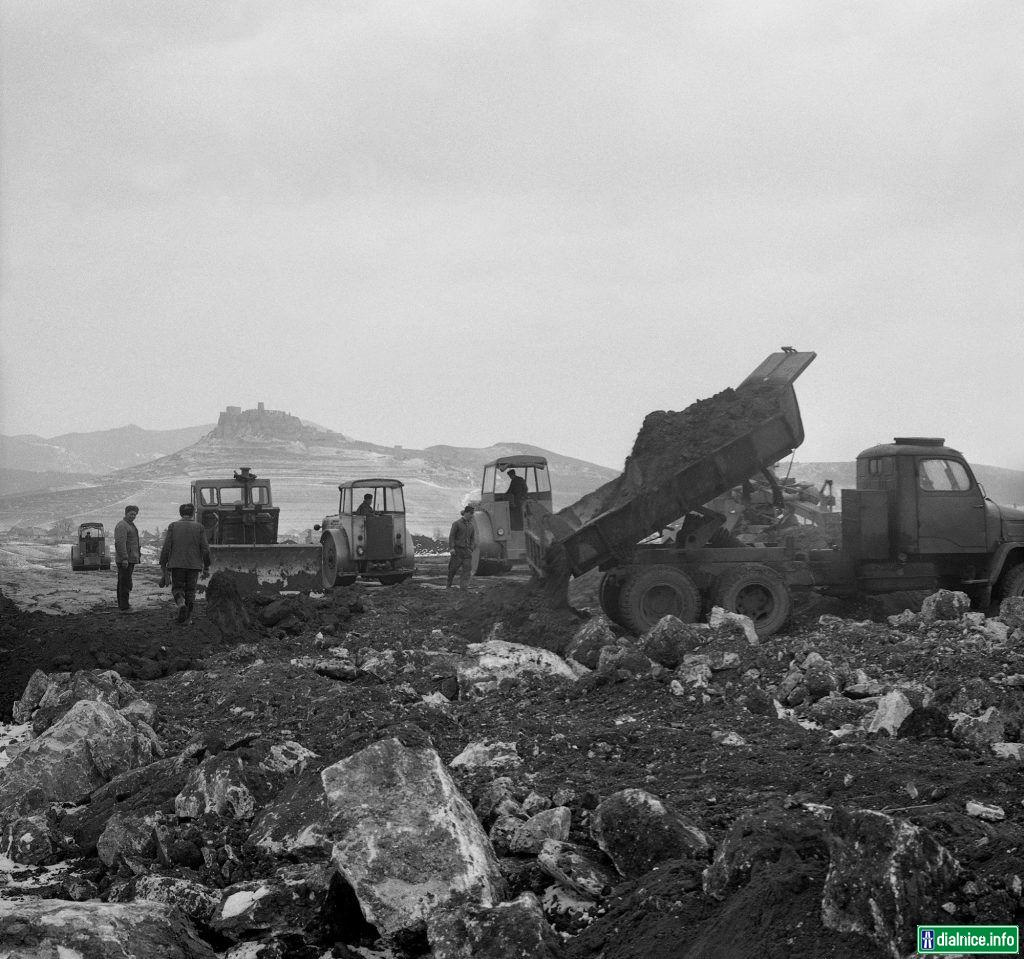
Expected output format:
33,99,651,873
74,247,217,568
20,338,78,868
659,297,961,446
857,441,964,460
191,477,272,486
338,478,405,489
483,455,549,469
78,521,104,529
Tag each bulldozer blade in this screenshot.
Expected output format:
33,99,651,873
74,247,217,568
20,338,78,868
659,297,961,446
206,544,322,593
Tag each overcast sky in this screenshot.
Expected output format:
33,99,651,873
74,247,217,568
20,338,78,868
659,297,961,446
1,1,1021,471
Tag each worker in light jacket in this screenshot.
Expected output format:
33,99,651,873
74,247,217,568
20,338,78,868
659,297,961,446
159,503,211,625
113,505,141,613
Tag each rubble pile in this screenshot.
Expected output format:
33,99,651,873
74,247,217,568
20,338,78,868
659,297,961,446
2,579,1023,958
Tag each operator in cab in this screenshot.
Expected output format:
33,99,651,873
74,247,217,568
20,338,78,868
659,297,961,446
356,494,375,517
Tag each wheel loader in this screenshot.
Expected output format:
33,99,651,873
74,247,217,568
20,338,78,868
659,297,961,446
191,467,321,592
71,522,111,571
525,350,1024,637
470,455,552,575
315,478,416,589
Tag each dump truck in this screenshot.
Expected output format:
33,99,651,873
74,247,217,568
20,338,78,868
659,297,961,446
525,351,1024,636
471,455,553,575
315,478,416,588
71,522,111,571
191,467,321,592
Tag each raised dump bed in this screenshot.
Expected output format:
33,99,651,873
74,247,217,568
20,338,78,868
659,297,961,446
525,351,816,579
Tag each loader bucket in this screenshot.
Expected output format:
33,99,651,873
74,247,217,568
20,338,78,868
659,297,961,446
206,544,323,593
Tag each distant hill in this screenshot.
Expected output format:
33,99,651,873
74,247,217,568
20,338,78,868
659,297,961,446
0,405,618,536
0,424,214,475
0,468,101,497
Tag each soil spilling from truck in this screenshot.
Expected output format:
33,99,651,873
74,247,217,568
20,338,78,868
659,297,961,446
538,383,786,598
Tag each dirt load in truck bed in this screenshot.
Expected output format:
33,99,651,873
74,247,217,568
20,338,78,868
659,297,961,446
561,382,785,529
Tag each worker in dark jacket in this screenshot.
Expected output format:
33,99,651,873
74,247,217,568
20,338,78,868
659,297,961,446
113,505,141,613
505,469,528,507
355,494,375,516
447,505,478,590
159,503,211,624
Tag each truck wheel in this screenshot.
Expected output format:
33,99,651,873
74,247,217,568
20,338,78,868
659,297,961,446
713,563,791,637
598,572,628,628
617,565,701,635
321,537,338,589
998,562,1024,601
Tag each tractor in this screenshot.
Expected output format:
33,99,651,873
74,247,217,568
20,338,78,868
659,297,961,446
71,522,111,571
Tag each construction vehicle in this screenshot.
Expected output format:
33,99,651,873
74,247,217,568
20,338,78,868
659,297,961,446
315,478,416,588
471,455,553,575
71,522,111,571
525,351,1024,636
191,467,321,592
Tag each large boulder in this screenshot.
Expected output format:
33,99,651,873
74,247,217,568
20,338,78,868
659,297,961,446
323,737,506,937
427,892,565,959
702,808,829,901
998,595,1024,630
175,753,257,821
508,806,571,855
564,618,619,670
457,640,578,697
537,839,617,897
130,876,221,926
0,899,216,959
0,700,155,825
250,770,333,859
16,668,139,734
821,807,961,959
589,788,710,878
212,863,337,943
97,810,159,871
920,589,970,622
640,616,708,668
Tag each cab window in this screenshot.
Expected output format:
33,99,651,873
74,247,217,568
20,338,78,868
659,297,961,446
482,465,497,494
199,487,218,506
220,487,244,505
919,459,971,492
249,485,268,505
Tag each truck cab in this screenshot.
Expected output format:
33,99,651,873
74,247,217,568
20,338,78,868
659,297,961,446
841,438,1024,604
473,455,553,575
192,467,280,545
317,478,416,588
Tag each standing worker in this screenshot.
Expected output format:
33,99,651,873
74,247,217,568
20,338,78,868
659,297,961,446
159,503,211,624
447,505,477,590
114,505,141,614
505,469,528,508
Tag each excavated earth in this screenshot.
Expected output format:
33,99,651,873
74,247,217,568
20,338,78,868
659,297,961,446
2,555,1024,958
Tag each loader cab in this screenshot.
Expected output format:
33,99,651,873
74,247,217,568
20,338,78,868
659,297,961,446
848,438,991,559
480,456,552,532
71,522,110,571
191,466,281,545
317,478,415,586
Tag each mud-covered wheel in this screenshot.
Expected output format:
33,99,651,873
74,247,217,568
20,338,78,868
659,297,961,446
713,563,791,637
321,537,338,589
998,562,1024,601
617,565,701,635
598,572,629,628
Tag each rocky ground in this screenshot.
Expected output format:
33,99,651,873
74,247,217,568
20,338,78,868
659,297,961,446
1,555,1023,959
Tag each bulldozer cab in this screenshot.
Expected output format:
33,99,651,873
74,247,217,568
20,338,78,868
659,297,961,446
191,467,280,545
72,522,110,571
480,456,551,532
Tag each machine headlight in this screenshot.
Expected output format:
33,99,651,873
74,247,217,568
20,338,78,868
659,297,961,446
356,546,365,556
496,528,505,536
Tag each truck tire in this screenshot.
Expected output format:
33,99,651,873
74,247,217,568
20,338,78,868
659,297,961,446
998,562,1024,601
713,563,791,637
617,565,701,635
598,572,628,628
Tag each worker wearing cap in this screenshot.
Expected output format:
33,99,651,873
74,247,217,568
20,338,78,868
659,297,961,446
355,493,375,516
447,505,478,590
159,503,211,625
114,505,141,613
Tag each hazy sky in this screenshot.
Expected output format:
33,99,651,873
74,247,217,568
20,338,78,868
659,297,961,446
2,1,1022,471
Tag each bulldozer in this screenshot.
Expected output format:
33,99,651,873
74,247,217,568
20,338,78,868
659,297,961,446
315,478,416,588
71,522,111,572
191,467,321,592
470,455,552,575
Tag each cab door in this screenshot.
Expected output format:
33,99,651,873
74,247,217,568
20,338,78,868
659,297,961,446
915,457,988,553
